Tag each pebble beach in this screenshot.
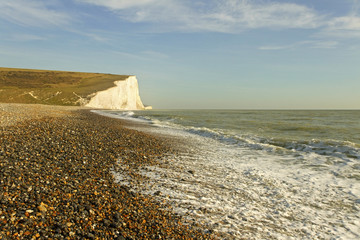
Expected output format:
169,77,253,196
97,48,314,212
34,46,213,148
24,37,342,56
0,103,216,239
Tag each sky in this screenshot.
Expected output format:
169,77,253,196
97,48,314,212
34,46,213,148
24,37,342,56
1,0,360,109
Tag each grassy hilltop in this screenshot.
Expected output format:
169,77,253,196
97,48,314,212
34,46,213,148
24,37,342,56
0,67,129,106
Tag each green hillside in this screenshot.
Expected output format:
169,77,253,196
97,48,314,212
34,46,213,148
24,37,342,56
0,67,129,106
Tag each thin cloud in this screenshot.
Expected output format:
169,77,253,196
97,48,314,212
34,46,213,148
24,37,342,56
142,50,169,59
328,16,360,30
210,0,323,30
66,28,111,42
318,0,360,38
7,33,47,42
77,0,157,9
259,41,338,50
309,41,338,49
258,45,293,50
112,50,147,61
111,49,168,61
319,16,360,38
77,0,325,33
0,0,71,27
74,0,360,40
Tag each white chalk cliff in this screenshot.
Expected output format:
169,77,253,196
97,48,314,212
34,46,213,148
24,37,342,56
85,76,149,110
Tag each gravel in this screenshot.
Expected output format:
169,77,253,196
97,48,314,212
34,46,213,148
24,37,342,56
0,104,217,239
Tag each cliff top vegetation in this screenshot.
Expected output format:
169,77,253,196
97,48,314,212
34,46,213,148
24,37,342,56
0,67,129,106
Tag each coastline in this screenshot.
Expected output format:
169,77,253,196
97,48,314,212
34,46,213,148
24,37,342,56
0,104,216,239
95,110,360,239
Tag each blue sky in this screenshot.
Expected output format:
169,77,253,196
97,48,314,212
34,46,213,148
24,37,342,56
1,0,359,109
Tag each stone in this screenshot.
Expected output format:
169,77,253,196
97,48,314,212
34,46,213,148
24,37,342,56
37,202,47,213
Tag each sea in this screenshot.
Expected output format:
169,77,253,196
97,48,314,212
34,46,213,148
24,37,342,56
94,109,360,239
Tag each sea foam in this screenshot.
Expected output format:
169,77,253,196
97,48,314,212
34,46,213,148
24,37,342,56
99,109,360,239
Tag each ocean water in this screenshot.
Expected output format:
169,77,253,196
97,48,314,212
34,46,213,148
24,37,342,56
95,110,360,239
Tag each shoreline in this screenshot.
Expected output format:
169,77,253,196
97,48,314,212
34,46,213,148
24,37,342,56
93,109,360,239
0,104,216,239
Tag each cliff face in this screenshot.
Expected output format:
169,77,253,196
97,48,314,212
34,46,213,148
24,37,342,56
85,76,146,110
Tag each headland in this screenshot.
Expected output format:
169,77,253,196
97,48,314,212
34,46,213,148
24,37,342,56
0,67,149,110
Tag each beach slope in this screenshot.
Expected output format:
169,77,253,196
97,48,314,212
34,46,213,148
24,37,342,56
0,103,214,239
